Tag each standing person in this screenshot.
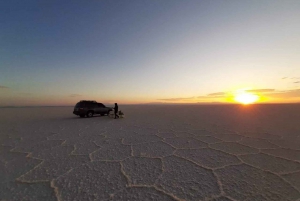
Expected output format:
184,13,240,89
114,103,119,119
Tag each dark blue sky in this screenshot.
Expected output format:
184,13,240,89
1,0,300,105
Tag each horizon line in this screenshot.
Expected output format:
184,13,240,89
1,102,300,108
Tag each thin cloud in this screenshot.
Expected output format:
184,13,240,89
294,81,300,84
197,96,210,99
102,100,115,103
157,97,195,101
161,93,228,102
19,93,32,96
159,88,300,103
266,89,300,98
69,94,82,97
282,77,288,79
207,92,226,96
246,89,275,93
0,85,9,89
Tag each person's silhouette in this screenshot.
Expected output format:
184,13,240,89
114,103,119,119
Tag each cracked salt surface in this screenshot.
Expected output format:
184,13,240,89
156,155,220,200
132,141,175,157
165,137,207,149
122,157,162,185
1,105,300,200
111,186,176,201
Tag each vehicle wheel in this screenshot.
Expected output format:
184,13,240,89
100,113,105,116
86,111,93,118
79,115,85,118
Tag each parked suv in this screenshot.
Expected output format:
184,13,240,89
73,100,113,118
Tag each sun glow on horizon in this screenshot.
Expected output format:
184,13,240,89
234,91,259,105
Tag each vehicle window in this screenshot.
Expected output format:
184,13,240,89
84,102,91,108
75,102,84,108
88,103,95,108
98,103,105,108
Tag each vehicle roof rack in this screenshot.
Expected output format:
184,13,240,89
80,100,97,103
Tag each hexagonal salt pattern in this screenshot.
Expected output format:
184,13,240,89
210,197,234,201
282,171,300,191
165,137,207,149
1,105,300,201
215,164,300,201
239,137,279,149
156,156,220,200
53,161,127,201
112,187,177,201
0,182,57,201
175,148,241,168
132,141,175,157
122,157,162,185
194,135,222,144
212,133,242,142
91,144,131,161
18,155,89,182
261,148,300,162
240,153,300,174
210,142,259,155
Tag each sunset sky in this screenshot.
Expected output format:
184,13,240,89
1,0,300,106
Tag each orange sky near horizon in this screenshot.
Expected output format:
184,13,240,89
1,87,300,106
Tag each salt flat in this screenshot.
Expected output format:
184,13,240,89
0,104,300,201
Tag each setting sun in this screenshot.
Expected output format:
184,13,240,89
234,92,259,105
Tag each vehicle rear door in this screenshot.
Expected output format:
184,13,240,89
98,103,106,114
90,103,99,114
74,102,82,111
